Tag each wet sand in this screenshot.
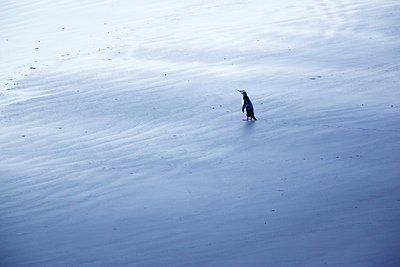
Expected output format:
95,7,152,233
1,0,399,266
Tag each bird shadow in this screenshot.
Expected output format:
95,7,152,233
242,119,257,132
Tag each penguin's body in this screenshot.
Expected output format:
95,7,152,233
238,90,257,120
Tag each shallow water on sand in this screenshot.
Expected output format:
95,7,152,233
1,0,400,266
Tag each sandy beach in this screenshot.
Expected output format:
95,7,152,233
1,0,399,266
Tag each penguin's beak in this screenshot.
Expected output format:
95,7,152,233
237,90,244,94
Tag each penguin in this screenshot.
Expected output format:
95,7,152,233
238,90,257,121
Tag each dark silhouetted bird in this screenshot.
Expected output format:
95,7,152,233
238,90,257,121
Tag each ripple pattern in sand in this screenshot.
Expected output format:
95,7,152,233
1,0,400,266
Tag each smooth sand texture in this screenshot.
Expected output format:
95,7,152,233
1,0,399,266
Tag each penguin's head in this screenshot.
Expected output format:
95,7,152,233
238,90,247,96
